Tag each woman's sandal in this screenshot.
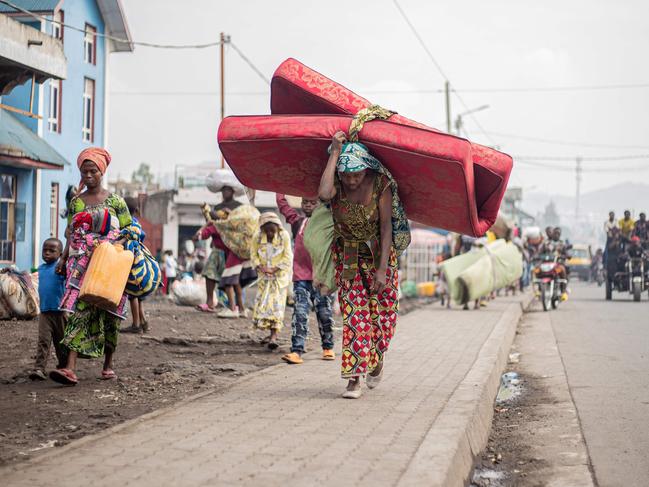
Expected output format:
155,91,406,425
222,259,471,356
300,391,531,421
195,304,216,313
49,368,78,386
101,369,117,380
267,340,279,351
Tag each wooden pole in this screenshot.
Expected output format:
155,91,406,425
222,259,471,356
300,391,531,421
445,81,451,134
29,73,36,114
220,32,225,169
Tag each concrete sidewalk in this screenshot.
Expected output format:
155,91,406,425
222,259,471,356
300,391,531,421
2,295,527,487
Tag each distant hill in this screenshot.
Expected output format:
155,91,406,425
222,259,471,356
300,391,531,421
523,183,649,221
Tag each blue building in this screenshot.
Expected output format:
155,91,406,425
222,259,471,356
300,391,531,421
0,0,132,270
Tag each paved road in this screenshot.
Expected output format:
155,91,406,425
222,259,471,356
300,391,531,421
549,282,649,487
1,297,524,487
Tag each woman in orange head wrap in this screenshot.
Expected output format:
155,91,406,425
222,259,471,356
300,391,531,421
50,148,133,386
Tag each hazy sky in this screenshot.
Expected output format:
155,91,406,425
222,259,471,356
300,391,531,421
107,0,649,197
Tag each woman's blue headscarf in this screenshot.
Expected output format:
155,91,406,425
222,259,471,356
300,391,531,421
333,142,411,256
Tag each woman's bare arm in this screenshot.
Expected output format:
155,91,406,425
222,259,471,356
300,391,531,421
372,185,393,294
318,131,346,201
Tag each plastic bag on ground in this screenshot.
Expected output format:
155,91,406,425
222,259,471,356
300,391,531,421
172,277,205,306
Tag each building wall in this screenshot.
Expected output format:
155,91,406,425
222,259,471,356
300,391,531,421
39,0,107,250
1,0,108,269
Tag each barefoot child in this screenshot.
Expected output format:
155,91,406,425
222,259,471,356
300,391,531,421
29,238,68,380
251,212,293,349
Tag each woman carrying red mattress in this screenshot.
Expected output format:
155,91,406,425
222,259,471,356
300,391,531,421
319,131,410,399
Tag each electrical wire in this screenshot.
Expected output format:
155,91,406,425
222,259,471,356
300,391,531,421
514,154,649,161
0,0,221,49
1,0,271,87
229,42,270,85
391,0,496,146
515,160,649,173
466,130,649,150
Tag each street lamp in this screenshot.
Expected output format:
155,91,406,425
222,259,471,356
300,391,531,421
454,104,489,136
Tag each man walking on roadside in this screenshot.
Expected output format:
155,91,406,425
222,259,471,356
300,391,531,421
276,194,335,364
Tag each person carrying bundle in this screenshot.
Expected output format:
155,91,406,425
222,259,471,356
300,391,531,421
318,131,410,399
50,148,132,386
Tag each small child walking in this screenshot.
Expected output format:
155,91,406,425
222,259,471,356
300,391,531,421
251,212,293,350
276,194,335,364
29,238,68,381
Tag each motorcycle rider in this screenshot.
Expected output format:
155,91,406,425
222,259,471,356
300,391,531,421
591,248,604,282
619,210,635,244
626,235,646,260
539,227,570,301
633,212,648,248
606,227,625,282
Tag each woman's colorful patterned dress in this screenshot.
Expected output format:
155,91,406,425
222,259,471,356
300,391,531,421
332,174,399,379
60,194,132,358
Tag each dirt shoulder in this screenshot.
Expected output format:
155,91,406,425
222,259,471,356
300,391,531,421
471,308,594,487
0,295,428,466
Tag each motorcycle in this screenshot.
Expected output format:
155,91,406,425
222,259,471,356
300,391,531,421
592,261,605,287
532,253,567,311
606,255,648,301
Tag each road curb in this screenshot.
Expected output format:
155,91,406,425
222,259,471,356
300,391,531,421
398,293,533,487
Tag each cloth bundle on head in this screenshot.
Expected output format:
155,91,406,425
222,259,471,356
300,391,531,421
206,169,246,196
333,141,411,256
259,212,282,228
76,147,111,194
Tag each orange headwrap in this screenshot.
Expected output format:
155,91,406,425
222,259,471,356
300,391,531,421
76,147,111,194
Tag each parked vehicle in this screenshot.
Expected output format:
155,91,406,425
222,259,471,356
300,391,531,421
567,244,592,281
532,254,567,311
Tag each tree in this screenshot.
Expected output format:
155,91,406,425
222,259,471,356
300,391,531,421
131,163,154,186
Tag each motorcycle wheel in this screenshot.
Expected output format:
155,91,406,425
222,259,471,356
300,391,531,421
633,281,642,302
605,280,612,300
551,297,559,309
541,285,550,311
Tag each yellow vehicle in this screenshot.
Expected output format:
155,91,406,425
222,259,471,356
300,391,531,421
567,244,592,281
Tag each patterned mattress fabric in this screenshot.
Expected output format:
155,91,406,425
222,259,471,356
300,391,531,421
218,58,513,236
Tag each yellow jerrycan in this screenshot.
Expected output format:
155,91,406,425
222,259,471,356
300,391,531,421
79,242,134,311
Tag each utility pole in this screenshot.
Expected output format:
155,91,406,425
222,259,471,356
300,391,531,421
445,81,451,134
575,156,582,223
219,32,229,169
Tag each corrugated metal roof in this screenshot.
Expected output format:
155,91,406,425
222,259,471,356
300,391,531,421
0,0,61,13
0,109,67,168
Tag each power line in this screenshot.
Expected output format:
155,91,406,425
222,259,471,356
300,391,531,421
229,42,270,85
516,160,649,173
391,0,496,145
1,0,271,89
0,0,221,49
515,154,649,161
391,0,450,82
467,130,649,150
459,82,649,93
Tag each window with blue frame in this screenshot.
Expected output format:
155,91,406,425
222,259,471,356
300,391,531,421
0,174,16,262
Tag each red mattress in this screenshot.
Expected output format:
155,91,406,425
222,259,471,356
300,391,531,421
218,59,513,236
